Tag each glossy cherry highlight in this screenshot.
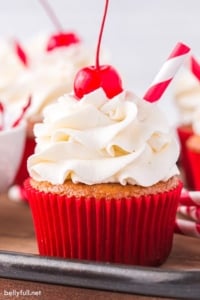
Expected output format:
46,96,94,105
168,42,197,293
74,0,123,99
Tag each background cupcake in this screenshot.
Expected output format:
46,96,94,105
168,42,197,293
1,30,109,200
186,108,200,190
173,59,200,188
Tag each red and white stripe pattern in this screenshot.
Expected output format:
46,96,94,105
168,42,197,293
175,219,200,238
143,42,190,102
190,55,200,81
178,205,200,223
175,188,200,238
179,188,200,206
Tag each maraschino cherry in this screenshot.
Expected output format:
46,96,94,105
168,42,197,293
39,0,81,52
74,0,123,99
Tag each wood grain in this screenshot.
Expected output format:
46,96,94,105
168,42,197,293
0,192,200,299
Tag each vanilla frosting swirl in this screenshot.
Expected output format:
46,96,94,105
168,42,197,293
174,68,200,124
28,89,179,186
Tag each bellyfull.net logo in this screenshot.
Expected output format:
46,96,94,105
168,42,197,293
3,289,42,297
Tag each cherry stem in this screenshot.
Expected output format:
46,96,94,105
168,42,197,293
38,0,63,31
96,0,109,69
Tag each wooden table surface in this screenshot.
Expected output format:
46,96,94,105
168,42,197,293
0,192,200,300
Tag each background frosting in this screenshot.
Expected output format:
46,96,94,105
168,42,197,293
174,68,200,125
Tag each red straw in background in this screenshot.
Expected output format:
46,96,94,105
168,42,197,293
178,205,200,223
143,42,190,103
175,219,200,238
0,102,4,131
13,40,29,67
190,55,200,81
11,96,32,128
179,188,200,207
175,188,200,238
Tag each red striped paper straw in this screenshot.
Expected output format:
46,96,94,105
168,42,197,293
177,205,200,223
175,188,200,238
175,219,200,238
190,55,200,81
179,188,200,207
143,42,190,102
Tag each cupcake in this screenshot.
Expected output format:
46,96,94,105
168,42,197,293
186,108,200,190
173,67,200,188
24,88,182,266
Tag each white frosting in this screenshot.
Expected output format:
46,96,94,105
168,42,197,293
23,32,49,62
1,61,75,119
0,39,26,91
174,68,200,124
2,35,110,119
24,33,109,69
28,89,179,186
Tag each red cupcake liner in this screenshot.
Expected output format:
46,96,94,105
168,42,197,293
187,148,200,191
14,136,36,185
24,179,182,266
177,126,194,189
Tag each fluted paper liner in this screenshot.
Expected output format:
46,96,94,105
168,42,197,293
24,179,182,266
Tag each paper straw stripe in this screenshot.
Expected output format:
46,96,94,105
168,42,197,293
150,54,189,85
13,40,29,67
142,80,171,103
177,205,200,223
168,42,190,59
143,42,190,103
180,189,200,207
175,219,200,238
190,55,200,81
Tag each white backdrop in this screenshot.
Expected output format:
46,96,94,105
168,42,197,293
0,0,200,124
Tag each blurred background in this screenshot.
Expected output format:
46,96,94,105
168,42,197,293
0,0,200,124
